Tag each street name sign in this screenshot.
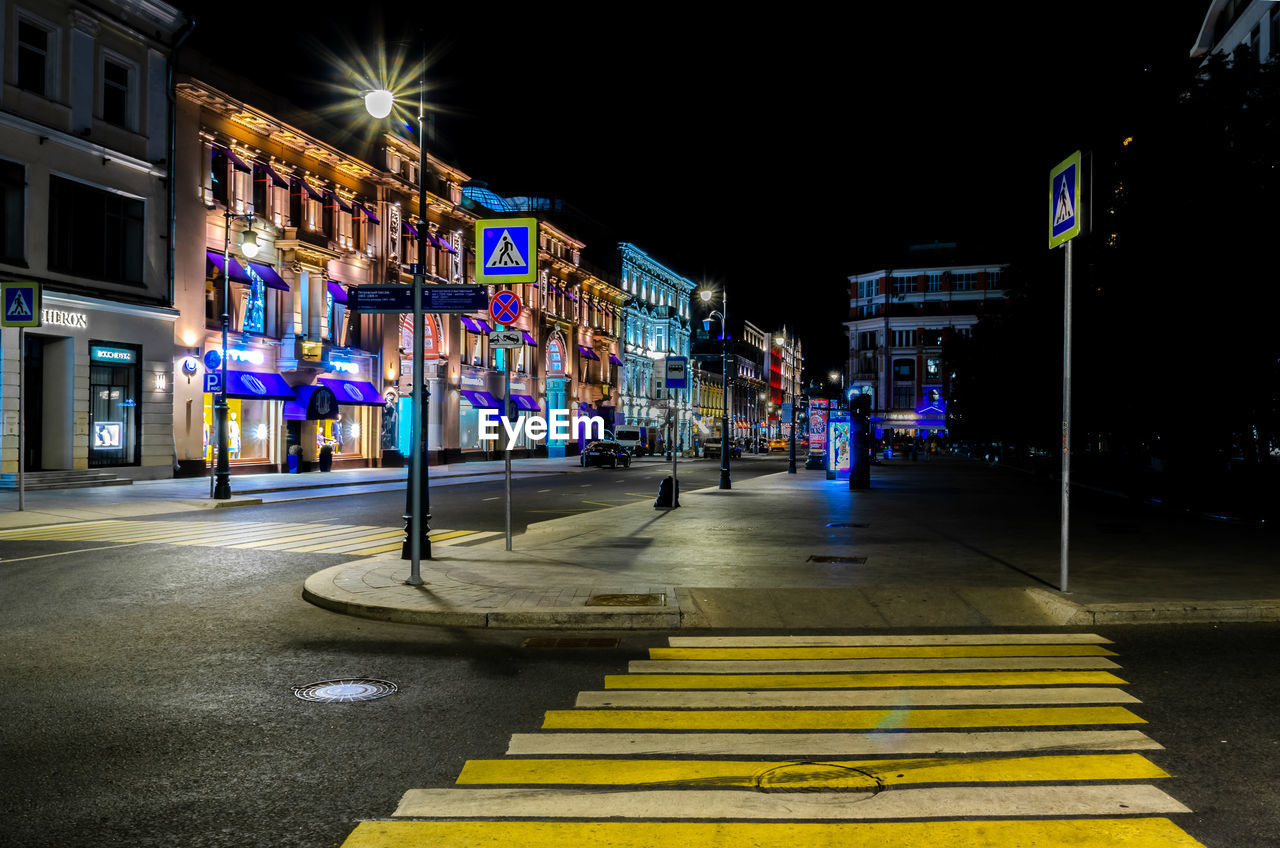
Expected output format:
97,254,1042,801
1049,150,1083,248
475,218,537,284
488,329,523,348
349,285,490,313
665,355,688,388
1,282,40,327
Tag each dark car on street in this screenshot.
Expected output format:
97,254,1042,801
580,440,632,468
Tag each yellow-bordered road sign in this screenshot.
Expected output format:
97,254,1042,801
476,218,537,284
1049,151,1082,248
1,281,41,327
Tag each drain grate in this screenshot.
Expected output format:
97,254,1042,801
806,555,867,564
522,637,622,649
825,523,869,528
293,678,397,703
587,593,666,606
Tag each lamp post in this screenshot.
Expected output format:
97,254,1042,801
212,210,257,500
699,287,730,489
364,36,431,583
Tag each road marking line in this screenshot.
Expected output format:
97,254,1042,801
0,519,119,536
575,686,1141,708
541,706,1146,731
504,729,1164,756
167,523,307,545
482,497,500,501
0,542,144,563
84,522,308,545
537,489,551,493
605,670,1128,689
287,529,406,553
391,784,1189,820
0,520,148,540
229,525,386,548
340,819,1205,848
650,645,1118,660
667,634,1114,647
456,752,1169,787
345,541,406,556
429,530,481,542
629,657,1120,673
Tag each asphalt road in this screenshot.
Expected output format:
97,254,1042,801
1,462,1277,847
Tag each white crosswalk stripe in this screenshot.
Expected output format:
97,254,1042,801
0,519,488,557
338,633,1205,848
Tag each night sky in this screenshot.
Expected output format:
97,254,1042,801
181,2,1211,374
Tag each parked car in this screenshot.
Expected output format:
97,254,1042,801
768,437,788,452
613,426,645,456
701,439,742,459
581,440,632,468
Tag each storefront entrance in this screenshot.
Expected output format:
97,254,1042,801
88,343,141,468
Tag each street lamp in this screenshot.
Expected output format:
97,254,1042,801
699,287,731,490
363,39,431,583
212,210,257,500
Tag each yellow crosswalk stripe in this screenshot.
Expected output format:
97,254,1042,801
229,525,383,548
456,752,1170,787
339,819,1206,848
344,541,406,556
575,686,1141,708
0,519,118,537
668,633,1114,646
604,670,1129,689
287,529,406,553
630,656,1120,672
541,705,1145,731
649,644,1118,659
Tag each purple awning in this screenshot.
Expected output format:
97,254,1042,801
520,331,538,346
459,315,490,334
206,251,289,291
318,378,383,405
577,345,600,361
254,161,288,188
425,232,457,254
327,281,347,304
215,145,252,173
459,390,501,409
224,370,295,400
355,202,380,223
511,394,540,411
292,177,322,200
402,220,419,238
609,353,624,365
326,191,353,213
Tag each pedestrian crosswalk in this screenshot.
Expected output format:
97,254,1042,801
338,632,1204,848
0,519,499,557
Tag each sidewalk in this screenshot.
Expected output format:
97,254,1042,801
302,456,1280,629
5,455,1277,628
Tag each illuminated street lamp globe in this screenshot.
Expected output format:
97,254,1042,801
699,289,713,302
364,89,394,119
240,229,259,258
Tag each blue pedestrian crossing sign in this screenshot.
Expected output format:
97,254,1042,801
1049,151,1083,248
1,282,41,327
475,217,537,284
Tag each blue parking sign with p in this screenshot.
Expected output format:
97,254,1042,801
2,282,40,327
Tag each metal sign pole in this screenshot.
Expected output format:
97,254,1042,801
17,326,24,511
1060,239,1073,593
505,352,512,552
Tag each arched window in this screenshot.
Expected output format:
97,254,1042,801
399,314,440,357
547,338,565,376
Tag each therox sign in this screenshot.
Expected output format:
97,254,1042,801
479,409,604,451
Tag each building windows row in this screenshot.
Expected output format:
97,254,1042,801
14,14,138,130
48,175,144,285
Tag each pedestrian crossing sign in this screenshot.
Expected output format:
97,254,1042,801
1,281,41,327
1048,151,1083,248
476,218,537,284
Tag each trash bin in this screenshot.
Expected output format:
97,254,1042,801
318,445,333,472
654,475,680,509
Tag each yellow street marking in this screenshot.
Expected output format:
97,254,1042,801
0,519,118,537
1,522,149,541
649,644,1117,660
604,670,1128,689
1,543,144,563
229,525,384,548
429,530,479,542
456,752,1170,787
168,523,303,545
668,634,1113,646
582,500,624,507
286,529,405,553
345,541,406,556
575,686,1141,708
541,706,1145,730
339,818,1206,848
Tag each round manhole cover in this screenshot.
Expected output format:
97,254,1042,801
293,678,397,703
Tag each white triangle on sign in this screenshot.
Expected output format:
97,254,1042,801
7,289,32,319
486,230,526,268
1054,178,1074,226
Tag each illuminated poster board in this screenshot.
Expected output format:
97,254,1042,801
809,398,829,455
827,411,850,479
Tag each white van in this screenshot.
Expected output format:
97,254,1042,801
613,426,644,456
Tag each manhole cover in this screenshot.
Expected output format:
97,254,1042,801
587,593,666,606
293,679,397,703
806,555,867,564
756,762,882,794
826,523,869,528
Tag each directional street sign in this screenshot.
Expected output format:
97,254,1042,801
488,329,523,348
475,218,537,284
1049,150,1083,248
489,290,521,326
1,282,40,327
348,285,490,313
203,372,222,394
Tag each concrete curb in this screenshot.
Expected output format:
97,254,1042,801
1025,588,1280,625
